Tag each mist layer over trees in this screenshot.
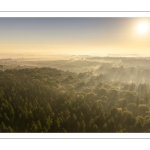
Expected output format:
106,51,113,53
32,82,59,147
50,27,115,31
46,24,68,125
0,56,150,132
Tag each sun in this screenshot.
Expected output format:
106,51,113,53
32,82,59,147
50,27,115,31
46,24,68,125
137,22,149,34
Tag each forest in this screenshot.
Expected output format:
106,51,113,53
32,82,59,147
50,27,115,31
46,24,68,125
0,56,150,132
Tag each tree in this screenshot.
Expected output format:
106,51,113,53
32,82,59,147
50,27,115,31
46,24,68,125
127,103,137,115
0,121,8,132
144,115,150,131
108,89,118,101
123,111,135,128
136,96,139,107
138,104,149,115
45,116,53,131
95,88,107,98
110,107,118,117
144,92,149,105
102,123,108,132
134,116,144,132
107,117,116,132
125,91,136,103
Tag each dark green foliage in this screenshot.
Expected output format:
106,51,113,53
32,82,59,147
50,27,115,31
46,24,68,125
0,67,150,132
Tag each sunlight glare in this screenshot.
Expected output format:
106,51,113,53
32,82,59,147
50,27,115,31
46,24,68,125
137,22,149,34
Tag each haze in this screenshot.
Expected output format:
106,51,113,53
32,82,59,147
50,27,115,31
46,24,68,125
1,17,150,133
0,17,150,58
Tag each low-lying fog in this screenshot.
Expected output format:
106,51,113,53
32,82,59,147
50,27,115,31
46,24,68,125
1,54,150,85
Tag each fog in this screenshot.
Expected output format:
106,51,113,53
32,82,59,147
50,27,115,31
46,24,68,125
1,54,150,85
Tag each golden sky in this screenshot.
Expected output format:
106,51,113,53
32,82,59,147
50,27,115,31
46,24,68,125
0,18,150,56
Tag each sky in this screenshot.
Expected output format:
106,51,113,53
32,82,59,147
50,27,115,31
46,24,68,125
0,17,150,57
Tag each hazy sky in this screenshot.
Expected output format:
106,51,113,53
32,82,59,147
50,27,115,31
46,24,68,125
0,17,150,56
